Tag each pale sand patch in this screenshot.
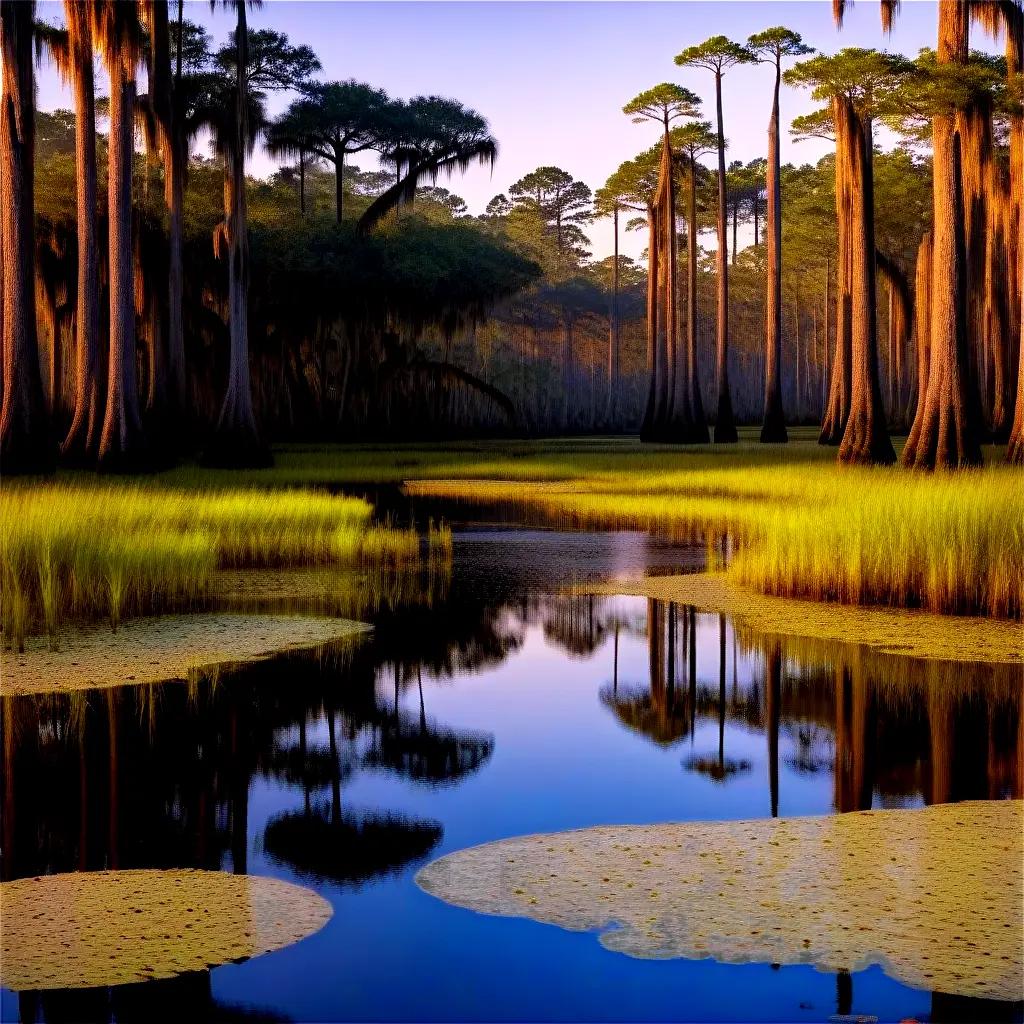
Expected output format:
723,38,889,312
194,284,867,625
417,801,1024,1001
0,614,369,697
584,572,1023,665
0,869,332,991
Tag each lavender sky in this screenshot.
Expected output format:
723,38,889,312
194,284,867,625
35,1,988,261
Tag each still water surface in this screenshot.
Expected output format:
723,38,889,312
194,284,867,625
3,525,1021,1023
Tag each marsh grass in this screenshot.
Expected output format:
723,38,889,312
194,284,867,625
389,436,1020,620
1,483,442,648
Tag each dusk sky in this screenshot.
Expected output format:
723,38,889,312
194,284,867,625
35,1,988,261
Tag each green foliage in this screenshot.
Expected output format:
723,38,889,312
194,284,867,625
783,48,916,117
623,83,701,129
674,35,757,74
747,27,813,63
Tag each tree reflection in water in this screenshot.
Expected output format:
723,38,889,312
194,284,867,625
2,585,1021,1023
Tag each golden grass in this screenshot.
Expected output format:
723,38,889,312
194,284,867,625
394,437,1022,620
0,483,436,648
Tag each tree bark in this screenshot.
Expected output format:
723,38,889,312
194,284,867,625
901,1,982,468
640,205,660,441
684,151,709,442
712,70,737,442
98,57,146,471
904,231,933,455
875,250,912,430
838,111,895,465
204,2,270,467
760,55,787,443
820,95,853,445
0,0,55,474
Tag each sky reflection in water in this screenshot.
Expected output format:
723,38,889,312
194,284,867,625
2,528,1021,1023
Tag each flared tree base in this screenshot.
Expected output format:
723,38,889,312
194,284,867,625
1007,435,1023,466
838,415,896,466
713,422,738,444
759,418,788,444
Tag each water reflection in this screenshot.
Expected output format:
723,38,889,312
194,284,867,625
2,568,1021,1022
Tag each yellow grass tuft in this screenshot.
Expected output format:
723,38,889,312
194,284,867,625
0,483,434,646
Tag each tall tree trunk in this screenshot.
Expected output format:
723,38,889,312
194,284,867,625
640,205,660,441
299,147,306,216
820,94,854,445
61,4,104,464
604,204,619,426
956,98,991,437
760,55,787,443
660,134,687,442
1008,217,1024,463
685,153,709,442
876,250,912,430
0,0,55,474
205,3,269,467
713,70,737,442
839,112,895,464
98,56,146,471
902,0,982,467
904,231,933,455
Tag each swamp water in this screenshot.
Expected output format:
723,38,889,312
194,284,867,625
2,523,1021,1023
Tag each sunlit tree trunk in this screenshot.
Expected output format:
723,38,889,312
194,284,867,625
760,53,787,443
640,204,660,441
820,96,853,446
684,154,709,442
1009,276,1024,463
98,43,146,471
62,1,103,463
0,0,55,474
904,232,933,451
712,70,737,442
901,0,982,468
838,108,894,464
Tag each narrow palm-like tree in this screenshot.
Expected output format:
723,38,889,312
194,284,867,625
296,80,389,222
1,0,55,473
95,0,147,470
204,1,265,465
598,153,660,436
265,96,320,216
675,37,756,443
748,27,813,444
202,13,318,466
623,84,701,440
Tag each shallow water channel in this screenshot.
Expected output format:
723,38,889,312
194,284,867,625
2,519,1022,1023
